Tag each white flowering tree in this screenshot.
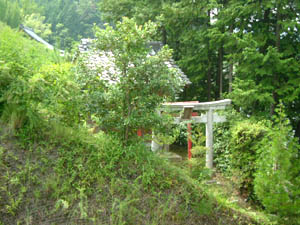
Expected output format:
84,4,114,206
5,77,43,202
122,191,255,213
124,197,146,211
90,18,188,144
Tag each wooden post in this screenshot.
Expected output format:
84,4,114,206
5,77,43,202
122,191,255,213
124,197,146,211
187,123,192,160
206,109,214,169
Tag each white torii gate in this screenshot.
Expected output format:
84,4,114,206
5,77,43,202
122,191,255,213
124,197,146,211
152,99,231,169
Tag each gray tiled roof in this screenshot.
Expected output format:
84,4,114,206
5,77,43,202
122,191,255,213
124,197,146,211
20,24,64,55
20,24,54,50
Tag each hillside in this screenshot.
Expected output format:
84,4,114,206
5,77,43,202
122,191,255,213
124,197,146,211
0,21,298,225
0,23,259,225
0,121,263,225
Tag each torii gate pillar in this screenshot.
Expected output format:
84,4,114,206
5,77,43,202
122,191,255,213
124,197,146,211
205,108,214,169
160,99,231,169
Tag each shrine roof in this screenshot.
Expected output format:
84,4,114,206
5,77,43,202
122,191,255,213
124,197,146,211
20,25,65,56
76,39,191,88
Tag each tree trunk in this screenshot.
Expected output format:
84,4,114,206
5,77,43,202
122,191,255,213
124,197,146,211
262,8,270,55
124,101,131,144
275,5,281,51
229,64,233,93
207,9,211,101
295,120,300,144
122,66,130,145
218,45,224,99
270,4,281,116
207,48,212,101
228,24,233,93
162,26,167,45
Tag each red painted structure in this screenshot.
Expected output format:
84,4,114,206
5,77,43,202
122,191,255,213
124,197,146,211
187,123,192,159
137,129,142,137
138,101,200,160
163,102,200,159
187,111,199,159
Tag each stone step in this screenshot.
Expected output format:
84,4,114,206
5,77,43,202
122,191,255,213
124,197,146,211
158,152,182,162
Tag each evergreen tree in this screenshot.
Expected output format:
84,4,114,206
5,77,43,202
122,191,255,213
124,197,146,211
0,0,22,28
254,105,300,218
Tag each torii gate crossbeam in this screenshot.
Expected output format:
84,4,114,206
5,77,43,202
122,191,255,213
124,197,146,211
154,99,231,169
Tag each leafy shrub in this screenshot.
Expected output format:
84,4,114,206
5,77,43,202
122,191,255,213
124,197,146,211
254,107,300,219
190,125,211,181
229,120,267,200
214,123,232,173
0,26,50,133
0,1,21,28
214,109,246,173
0,25,84,135
214,106,300,222
213,114,268,200
36,63,84,125
214,117,267,200
89,18,187,144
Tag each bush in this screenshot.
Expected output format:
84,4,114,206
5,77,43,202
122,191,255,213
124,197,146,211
229,120,267,200
0,25,83,135
0,25,51,132
214,116,267,200
36,63,84,126
90,18,187,144
254,107,300,219
214,123,232,173
214,106,300,221
214,109,246,173
190,125,212,181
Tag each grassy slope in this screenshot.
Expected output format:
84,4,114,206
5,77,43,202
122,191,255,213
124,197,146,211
0,23,273,225
0,122,270,225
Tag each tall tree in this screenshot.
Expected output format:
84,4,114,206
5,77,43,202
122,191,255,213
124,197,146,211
0,0,22,28
227,0,300,137
23,13,52,41
86,18,187,144
34,0,103,49
98,0,300,138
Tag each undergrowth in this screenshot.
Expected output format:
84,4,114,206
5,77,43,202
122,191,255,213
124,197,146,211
0,23,273,225
0,122,258,225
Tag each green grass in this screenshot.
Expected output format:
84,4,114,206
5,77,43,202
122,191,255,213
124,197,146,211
200,174,281,225
0,22,283,225
0,122,262,225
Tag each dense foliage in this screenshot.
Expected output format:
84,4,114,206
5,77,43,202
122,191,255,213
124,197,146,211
0,23,82,134
1,0,300,223
0,0,103,49
229,120,267,201
213,108,300,222
0,23,260,225
0,0,22,28
254,107,300,217
99,0,300,141
0,23,52,131
76,18,186,144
